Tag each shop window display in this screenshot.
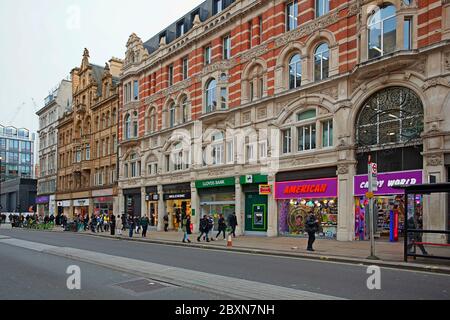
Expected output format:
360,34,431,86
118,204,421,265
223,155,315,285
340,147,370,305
278,198,338,239
355,195,423,240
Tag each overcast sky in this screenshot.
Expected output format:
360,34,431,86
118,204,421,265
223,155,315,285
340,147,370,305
0,0,203,136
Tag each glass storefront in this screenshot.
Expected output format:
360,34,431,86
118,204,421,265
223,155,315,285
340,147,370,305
354,170,423,241
196,178,236,233
165,196,191,230
73,199,90,219
94,197,113,216
276,177,338,239
200,192,236,232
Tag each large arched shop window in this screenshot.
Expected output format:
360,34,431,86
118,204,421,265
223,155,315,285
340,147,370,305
368,4,397,59
355,86,424,173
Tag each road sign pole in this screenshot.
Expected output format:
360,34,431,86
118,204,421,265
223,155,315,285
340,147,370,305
367,158,379,260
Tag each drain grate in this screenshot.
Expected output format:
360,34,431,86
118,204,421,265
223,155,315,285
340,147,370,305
114,278,168,294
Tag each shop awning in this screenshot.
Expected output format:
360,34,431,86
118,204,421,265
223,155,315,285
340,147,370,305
393,183,450,194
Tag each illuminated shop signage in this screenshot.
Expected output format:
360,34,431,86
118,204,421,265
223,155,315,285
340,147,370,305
354,170,423,196
275,178,338,199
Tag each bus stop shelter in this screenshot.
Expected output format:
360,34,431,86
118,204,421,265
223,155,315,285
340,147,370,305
395,183,450,262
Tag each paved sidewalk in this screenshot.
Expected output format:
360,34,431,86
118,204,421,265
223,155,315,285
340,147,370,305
23,226,450,274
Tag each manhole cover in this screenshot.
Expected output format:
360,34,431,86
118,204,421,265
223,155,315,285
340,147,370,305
114,278,168,294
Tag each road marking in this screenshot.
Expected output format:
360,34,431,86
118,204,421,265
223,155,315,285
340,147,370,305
0,237,344,300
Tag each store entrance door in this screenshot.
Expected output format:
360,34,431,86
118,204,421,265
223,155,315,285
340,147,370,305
200,201,235,235
245,193,268,232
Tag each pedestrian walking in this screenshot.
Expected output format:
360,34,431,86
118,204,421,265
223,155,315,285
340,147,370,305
104,214,110,233
121,214,127,231
305,213,319,252
207,215,215,241
128,216,135,238
197,215,210,242
163,214,169,232
182,214,192,243
216,214,227,240
135,216,141,235
228,212,238,238
141,216,149,238
407,214,429,255
110,215,116,236
116,215,123,236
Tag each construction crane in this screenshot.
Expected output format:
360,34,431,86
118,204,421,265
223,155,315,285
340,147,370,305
7,102,26,126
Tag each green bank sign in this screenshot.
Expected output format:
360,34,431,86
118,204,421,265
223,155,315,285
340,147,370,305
195,177,235,189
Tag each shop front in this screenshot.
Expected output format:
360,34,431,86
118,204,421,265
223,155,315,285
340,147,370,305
93,197,113,216
240,174,269,234
73,199,90,219
36,196,50,217
276,177,339,239
123,188,142,218
93,189,115,217
196,177,236,232
145,186,159,227
57,200,71,218
354,170,423,241
163,183,191,230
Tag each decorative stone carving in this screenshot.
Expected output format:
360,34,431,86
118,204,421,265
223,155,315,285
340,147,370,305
257,107,267,120
240,45,270,63
202,60,236,75
444,52,450,71
411,59,427,75
207,169,226,177
427,155,443,167
422,78,450,90
242,111,251,124
337,164,349,175
318,86,339,100
291,157,319,167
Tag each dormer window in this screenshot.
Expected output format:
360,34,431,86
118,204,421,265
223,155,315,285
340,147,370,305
177,21,185,37
214,0,223,15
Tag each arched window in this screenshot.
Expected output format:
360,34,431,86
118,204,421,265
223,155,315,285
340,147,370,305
289,54,302,89
181,97,189,123
368,4,397,59
124,114,131,139
206,79,217,113
314,43,329,81
133,111,138,137
356,87,424,148
169,103,176,128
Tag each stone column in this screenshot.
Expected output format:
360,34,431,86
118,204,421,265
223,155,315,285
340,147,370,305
157,184,165,231
190,181,200,233
118,188,125,217
337,163,355,242
423,155,447,244
141,186,147,218
235,177,244,236
267,174,278,237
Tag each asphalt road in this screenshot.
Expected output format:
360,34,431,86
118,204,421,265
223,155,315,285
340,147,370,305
0,229,449,300
0,240,229,300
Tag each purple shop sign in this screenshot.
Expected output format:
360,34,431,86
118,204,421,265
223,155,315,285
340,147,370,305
275,178,338,200
354,170,423,196
35,196,50,204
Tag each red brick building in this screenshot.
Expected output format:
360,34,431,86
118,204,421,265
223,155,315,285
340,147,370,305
118,0,450,242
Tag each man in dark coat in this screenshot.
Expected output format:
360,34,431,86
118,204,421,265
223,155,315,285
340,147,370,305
140,216,149,238
110,215,116,236
216,214,227,240
305,213,319,252
228,212,238,238
197,215,210,242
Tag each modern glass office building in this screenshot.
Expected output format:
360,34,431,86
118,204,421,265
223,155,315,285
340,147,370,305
0,125,35,182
